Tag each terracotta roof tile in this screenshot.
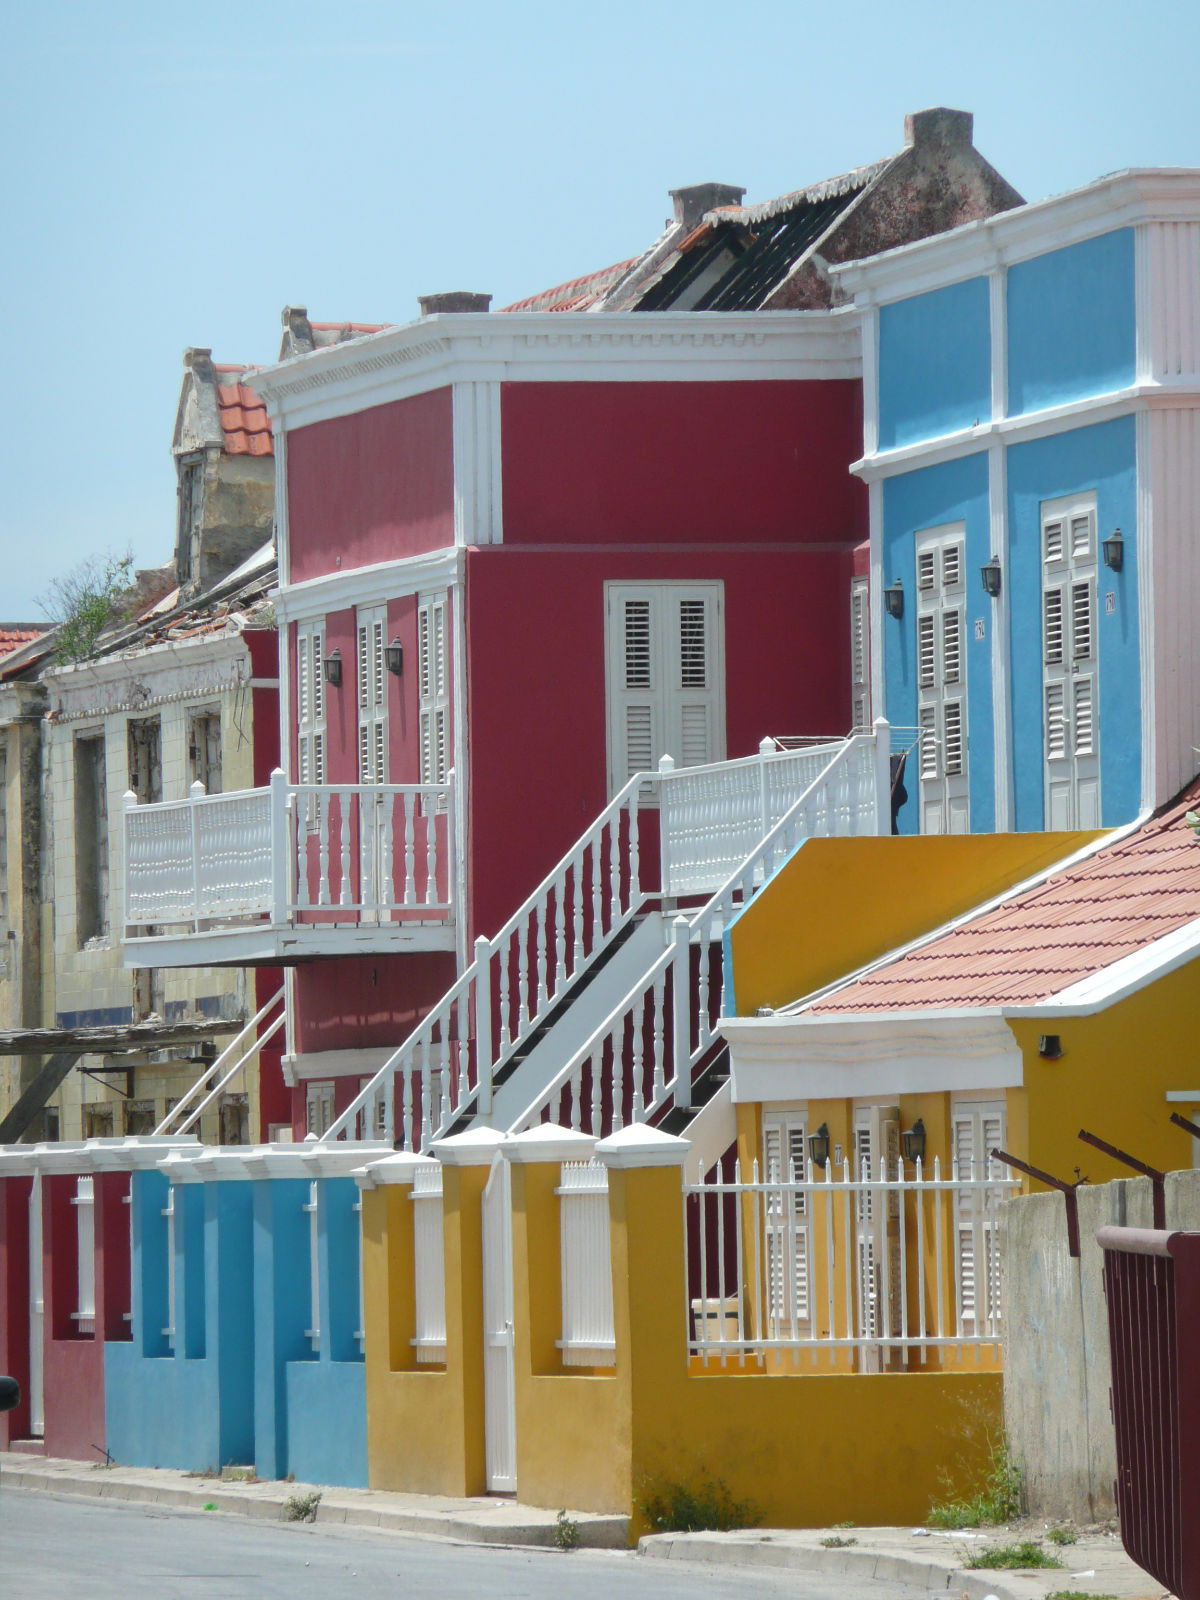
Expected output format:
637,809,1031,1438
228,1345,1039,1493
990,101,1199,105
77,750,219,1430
216,380,273,458
498,258,640,315
804,783,1200,1015
0,626,42,656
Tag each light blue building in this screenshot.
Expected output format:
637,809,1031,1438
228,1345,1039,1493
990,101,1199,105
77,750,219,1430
832,171,1200,834
104,1144,384,1485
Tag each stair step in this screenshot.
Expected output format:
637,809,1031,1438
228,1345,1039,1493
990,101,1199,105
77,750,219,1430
8,1438,46,1455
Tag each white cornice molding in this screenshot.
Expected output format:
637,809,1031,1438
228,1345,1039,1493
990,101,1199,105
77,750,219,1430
43,630,250,722
274,547,464,624
721,1012,1023,1102
832,171,1200,307
850,383,1200,482
245,310,863,432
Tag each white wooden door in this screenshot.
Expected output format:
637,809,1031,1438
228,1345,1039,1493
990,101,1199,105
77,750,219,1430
482,1156,516,1492
852,1105,901,1368
1042,501,1101,829
762,1113,810,1337
28,1174,44,1437
915,526,969,835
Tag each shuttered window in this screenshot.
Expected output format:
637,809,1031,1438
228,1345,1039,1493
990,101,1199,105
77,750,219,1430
297,623,326,788
850,577,870,730
1042,496,1100,828
357,605,388,785
763,1112,810,1333
914,524,969,833
418,593,449,789
853,1105,901,1346
605,583,725,797
951,1100,1006,1337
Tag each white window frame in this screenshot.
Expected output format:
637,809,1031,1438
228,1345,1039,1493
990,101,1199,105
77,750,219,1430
1041,492,1100,830
70,1176,96,1336
915,523,969,835
604,582,726,799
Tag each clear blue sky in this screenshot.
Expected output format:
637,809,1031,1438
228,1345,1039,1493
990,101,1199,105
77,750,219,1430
4,0,1199,620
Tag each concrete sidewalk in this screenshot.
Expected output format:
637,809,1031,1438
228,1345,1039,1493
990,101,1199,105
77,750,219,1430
1,1452,1165,1599
641,1524,1166,1600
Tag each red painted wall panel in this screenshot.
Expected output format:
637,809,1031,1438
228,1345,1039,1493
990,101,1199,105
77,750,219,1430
500,381,865,546
287,389,455,584
293,951,458,1056
0,1176,32,1445
463,544,855,940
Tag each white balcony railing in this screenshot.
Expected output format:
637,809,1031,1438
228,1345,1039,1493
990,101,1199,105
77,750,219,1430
123,770,454,937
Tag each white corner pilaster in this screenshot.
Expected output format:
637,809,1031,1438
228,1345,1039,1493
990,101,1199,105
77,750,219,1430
988,441,1013,831
868,477,886,722
452,381,503,548
989,268,1007,423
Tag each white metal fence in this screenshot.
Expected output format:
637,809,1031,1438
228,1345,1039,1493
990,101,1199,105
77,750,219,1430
684,1153,1018,1368
411,1164,447,1365
123,771,454,933
558,1160,615,1367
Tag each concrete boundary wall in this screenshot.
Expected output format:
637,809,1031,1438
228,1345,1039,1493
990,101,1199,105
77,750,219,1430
1001,1168,1200,1520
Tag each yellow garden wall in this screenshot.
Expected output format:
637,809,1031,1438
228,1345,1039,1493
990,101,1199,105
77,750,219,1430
362,1160,490,1497
728,832,1100,1018
511,1153,1001,1533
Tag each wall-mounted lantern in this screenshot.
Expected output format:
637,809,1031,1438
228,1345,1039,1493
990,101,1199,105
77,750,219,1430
385,638,404,676
808,1122,831,1170
323,649,343,689
901,1117,927,1165
980,555,1002,598
1038,1034,1063,1060
883,579,904,620
1103,527,1125,572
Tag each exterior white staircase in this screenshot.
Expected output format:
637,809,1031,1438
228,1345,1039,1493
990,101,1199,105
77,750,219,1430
321,723,891,1151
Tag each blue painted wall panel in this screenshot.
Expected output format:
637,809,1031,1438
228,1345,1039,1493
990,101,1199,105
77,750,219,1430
881,453,994,833
253,1178,314,1481
1007,231,1136,415
286,1359,368,1488
878,278,991,450
1006,417,1139,829
212,1184,255,1468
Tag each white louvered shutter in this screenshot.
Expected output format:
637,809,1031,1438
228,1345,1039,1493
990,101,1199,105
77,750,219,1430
1042,500,1100,828
297,623,326,793
418,594,449,789
357,606,388,785
763,1114,810,1333
850,577,870,730
952,1102,1006,1338
605,584,724,798
914,526,969,834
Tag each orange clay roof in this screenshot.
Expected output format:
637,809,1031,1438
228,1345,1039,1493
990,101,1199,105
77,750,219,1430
213,369,273,457
802,783,1200,1014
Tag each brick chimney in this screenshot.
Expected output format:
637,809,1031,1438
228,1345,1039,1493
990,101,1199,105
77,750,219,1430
904,107,974,149
669,182,746,232
418,292,492,316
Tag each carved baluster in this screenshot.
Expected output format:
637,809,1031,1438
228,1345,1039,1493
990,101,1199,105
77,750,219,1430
380,792,395,915
590,835,603,952
498,935,512,1050
340,790,354,908
517,921,530,1034
652,969,667,1104
589,1047,602,1137
696,913,711,1053
571,857,585,973
610,1023,625,1133
402,1065,415,1153
318,791,332,906
419,1041,433,1151
627,786,640,905
403,793,416,905
553,881,566,995
425,795,438,906
569,1067,582,1131
535,895,549,1014
608,813,621,928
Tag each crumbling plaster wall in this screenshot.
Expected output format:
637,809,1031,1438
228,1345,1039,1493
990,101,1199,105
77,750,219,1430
1002,1168,1200,1522
0,696,47,1123
40,656,259,1142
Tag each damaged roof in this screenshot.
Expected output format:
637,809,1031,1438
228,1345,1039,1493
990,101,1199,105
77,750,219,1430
506,108,1023,316
797,784,1200,1016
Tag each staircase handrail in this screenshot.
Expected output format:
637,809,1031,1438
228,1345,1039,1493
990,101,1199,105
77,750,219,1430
153,987,284,1136
510,721,888,1137
320,770,653,1146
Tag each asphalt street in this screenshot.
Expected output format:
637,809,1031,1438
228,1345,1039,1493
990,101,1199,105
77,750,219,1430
0,1489,945,1600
